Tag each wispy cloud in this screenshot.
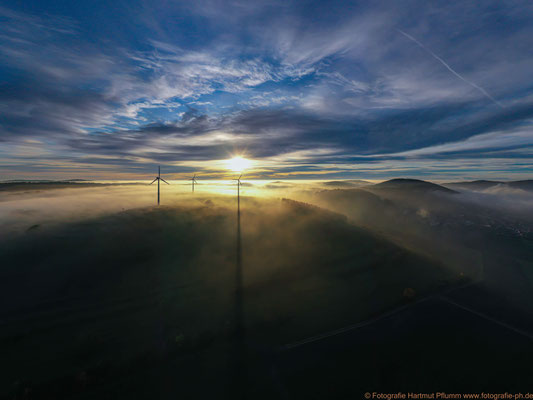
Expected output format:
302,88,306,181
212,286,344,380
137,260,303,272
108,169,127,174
0,1,532,179
397,29,503,108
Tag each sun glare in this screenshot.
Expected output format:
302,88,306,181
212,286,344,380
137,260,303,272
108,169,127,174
227,156,251,172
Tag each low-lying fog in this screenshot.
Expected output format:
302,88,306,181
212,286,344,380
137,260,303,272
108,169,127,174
2,179,532,236
0,178,532,397
0,180,311,235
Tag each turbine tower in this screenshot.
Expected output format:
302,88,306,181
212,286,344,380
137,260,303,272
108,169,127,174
150,165,169,205
190,174,198,193
234,174,242,211
233,172,244,395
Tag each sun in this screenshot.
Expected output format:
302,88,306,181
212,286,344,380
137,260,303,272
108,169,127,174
227,156,251,172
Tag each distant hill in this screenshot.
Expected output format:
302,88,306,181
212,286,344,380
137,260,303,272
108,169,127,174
322,180,371,188
0,181,100,192
445,180,502,191
372,178,457,194
0,181,144,192
445,180,533,192
507,180,533,192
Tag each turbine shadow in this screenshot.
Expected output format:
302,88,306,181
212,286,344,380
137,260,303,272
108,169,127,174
232,192,247,398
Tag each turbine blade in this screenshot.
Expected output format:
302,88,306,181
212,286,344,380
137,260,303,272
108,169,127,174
150,178,158,184
161,178,170,184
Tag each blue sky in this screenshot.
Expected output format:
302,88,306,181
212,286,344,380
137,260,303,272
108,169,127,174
0,0,532,180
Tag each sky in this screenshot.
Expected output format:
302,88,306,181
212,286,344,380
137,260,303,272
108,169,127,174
0,0,532,181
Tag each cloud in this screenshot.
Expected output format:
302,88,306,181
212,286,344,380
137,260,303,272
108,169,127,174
389,126,533,158
397,29,503,108
0,2,533,179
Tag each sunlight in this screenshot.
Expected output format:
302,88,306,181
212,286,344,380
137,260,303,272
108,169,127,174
227,156,251,172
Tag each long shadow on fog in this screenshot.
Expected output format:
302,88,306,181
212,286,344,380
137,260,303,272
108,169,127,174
232,193,247,399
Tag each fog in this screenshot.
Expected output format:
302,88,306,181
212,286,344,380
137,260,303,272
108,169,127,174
0,179,365,236
0,179,532,398
0,181,295,236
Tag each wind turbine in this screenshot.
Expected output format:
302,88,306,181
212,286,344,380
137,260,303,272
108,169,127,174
190,174,198,193
150,166,169,205
234,174,242,211
233,172,244,385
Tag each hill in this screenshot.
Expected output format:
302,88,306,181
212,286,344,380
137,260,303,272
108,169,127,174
445,180,502,191
373,178,457,194
0,181,144,192
445,180,533,192
507,180,533,192
0,197,458,398
322,180,371,188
